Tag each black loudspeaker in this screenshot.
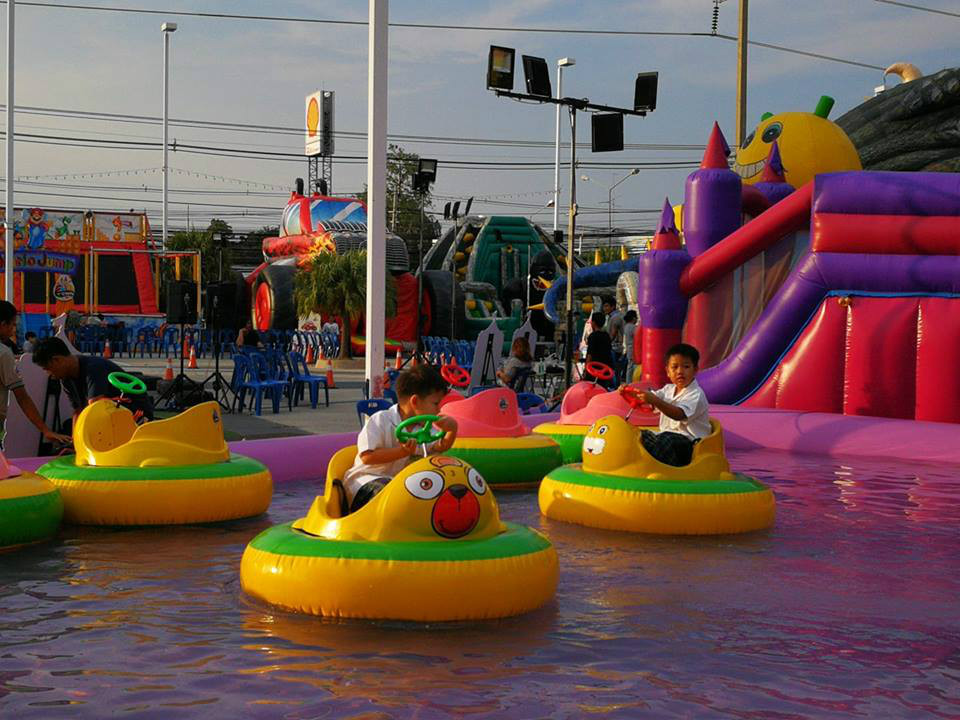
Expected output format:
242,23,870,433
634,71,659,111
167,280,198,324
205,282,239,328
592,113,624,153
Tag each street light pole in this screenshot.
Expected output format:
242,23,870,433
564,106,577,390
161,22,177,253
553,58,574,233
607,168,639,242
4,0,14,301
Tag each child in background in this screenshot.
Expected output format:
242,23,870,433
638,343,710,467
343,364,458,513
496,336,533,389
622,310,638,383
585,312,616,389
22,332,37,354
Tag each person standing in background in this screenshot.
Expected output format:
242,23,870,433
622,310,638,383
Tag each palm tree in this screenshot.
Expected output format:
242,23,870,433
294,250,396,359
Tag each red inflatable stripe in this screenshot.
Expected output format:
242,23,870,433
812,214,960,254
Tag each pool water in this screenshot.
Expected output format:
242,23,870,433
2,448,959,718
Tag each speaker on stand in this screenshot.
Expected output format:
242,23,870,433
158,280,201,410
199,280,238,411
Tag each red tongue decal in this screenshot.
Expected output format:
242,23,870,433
431,489,480,538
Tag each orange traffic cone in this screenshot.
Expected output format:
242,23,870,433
164,357,174,381
182,337,189,360
314,344,325,370
325,357,336,388
305,343,315,365
187,343,198,369
394,347,402,369
102,339,112,359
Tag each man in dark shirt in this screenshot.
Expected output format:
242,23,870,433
237,321,263,348
585,311,615,388
33,337,154,421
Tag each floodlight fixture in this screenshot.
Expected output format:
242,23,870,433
487,46,515,91
417,158,438,183
522,55,552,97
592,113,624,152
634,71,659,111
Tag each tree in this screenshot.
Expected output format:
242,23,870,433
166,218,237,286
356,143,442,264
293,250,396,359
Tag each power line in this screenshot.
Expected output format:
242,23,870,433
0,104,704,152
6,1,885,71
873,0,960,18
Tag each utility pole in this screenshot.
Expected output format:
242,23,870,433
4,0,14,301
735,0,749,148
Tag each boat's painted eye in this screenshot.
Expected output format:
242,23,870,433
467,468,486,495
405,471,445,500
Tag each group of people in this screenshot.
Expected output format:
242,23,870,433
0,301,154,450
581,298,638,387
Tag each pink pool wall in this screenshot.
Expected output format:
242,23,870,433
13,406,960,482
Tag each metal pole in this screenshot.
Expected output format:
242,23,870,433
365,0,388,397
161,23,176,252
552,64,563,233
4,0,14,301
607,185,613,243
564,106,577,389
735,0,749,148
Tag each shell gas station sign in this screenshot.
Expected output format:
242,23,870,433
305,90,334,157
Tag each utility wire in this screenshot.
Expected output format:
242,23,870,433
873,0,960,19
6,1,885,71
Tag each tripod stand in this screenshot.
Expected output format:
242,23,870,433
157,322,201,411
198,292,235,411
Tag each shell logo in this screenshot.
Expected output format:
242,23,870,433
306,97,320,138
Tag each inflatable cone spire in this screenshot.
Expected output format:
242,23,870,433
164,357,174,381
102,339,112,359
760,141,786,183
700,122,730,169
651,197,681,250
187,343,198,369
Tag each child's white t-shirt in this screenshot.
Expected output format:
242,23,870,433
342,405,438,502
651,379,711,440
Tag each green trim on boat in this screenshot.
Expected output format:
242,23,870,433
0,489,63,548
38,454,267,482
445,444,562,486
546,465,769,495
248,521,552,562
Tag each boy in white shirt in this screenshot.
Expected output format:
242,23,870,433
343,364,458,512
638,343,710,467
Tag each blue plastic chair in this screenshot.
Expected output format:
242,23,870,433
356,398,392,428
468,385,499,397
235,354,285,415
383,388,398,404
288,351,329,408
162,326,181,358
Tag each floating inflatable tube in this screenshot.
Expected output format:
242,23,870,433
37,454,272,525
540,465,775,535
446,435,563,488
0,474,63,550
240,520,558,620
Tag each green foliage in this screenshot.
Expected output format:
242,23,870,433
356,143,442,261
293,250,396,358
166,218,237,286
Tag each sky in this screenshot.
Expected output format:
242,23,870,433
0,0,957,238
